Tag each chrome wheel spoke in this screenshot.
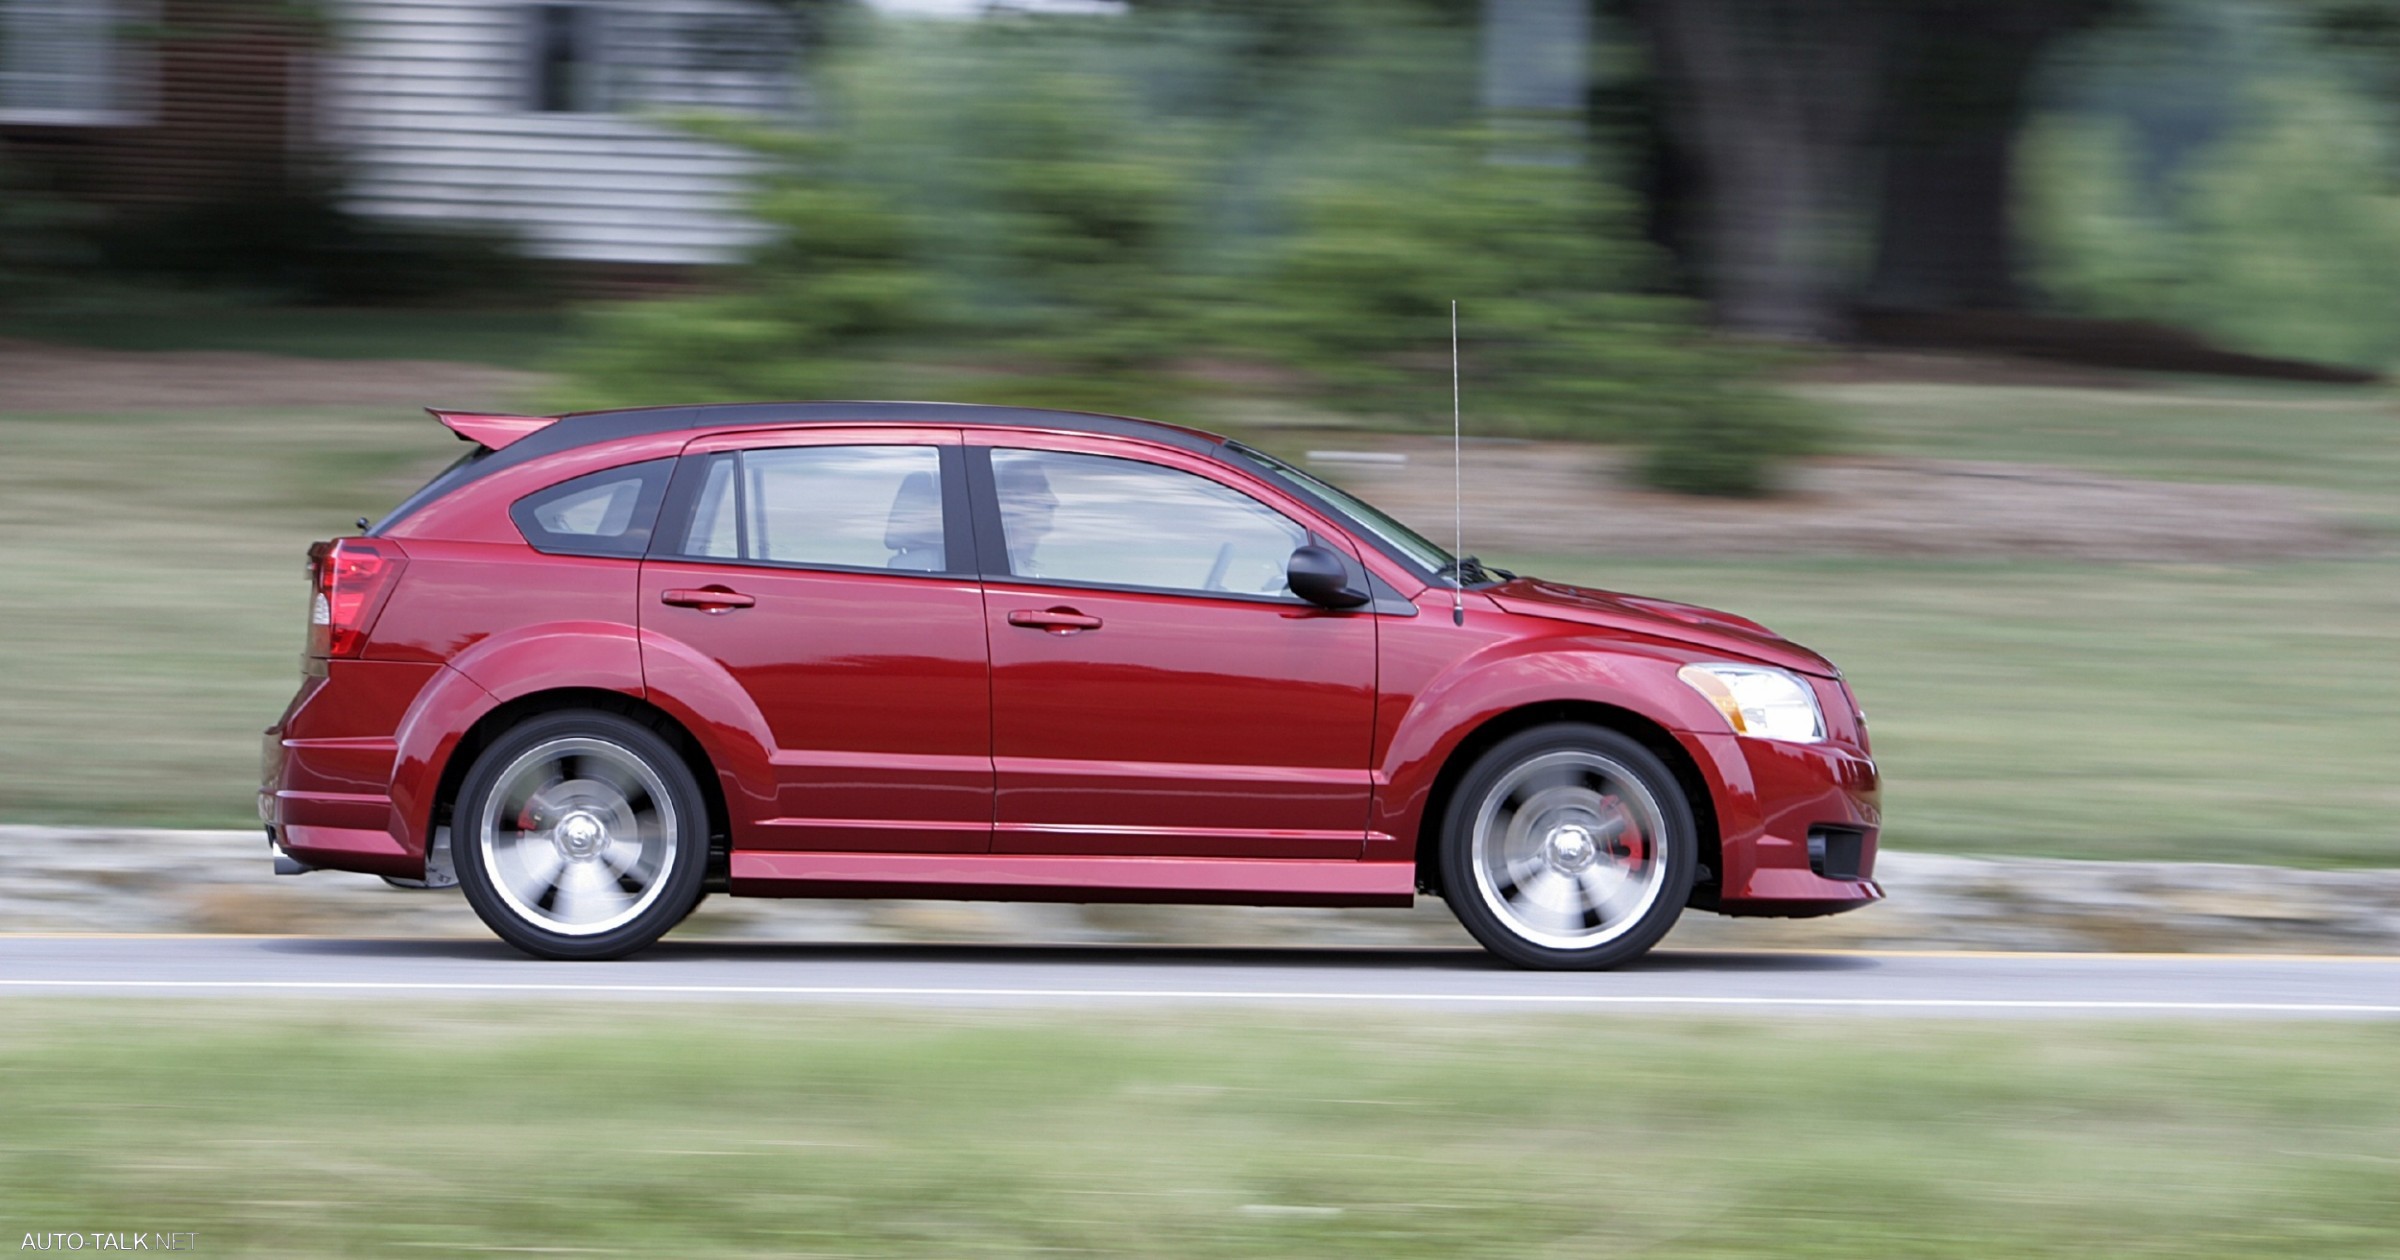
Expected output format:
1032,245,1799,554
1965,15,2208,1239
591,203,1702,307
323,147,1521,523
1470,748,1670,951
500,840,568,908
575,753,648,808
477,735,678,938
551,862,629,926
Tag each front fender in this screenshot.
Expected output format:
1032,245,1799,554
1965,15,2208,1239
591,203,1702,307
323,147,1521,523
1367,639,1731,862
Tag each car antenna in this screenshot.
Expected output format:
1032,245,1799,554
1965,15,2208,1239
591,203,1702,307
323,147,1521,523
1451,299,1466,627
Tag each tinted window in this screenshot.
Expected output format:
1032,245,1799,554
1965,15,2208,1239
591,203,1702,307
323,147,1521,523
990,449,1305,597
681,445,947,573
510,458,670,557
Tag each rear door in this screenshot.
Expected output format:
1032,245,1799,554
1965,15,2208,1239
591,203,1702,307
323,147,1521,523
640,427,992,853
968,433,1379,859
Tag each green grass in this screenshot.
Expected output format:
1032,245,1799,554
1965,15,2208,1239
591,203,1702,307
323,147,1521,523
2,303,569,366
1,1004,2394,1258
0,407,454,826
1493,556,2400,867
1801,378,2400,528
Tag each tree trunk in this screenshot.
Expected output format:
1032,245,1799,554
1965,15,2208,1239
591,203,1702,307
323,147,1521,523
1633,0,1895,339
1482,0,1593,161
1862,4,2095,312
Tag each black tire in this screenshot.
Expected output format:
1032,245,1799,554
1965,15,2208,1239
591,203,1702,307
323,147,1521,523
1438,723,1696,970
451,710,709,960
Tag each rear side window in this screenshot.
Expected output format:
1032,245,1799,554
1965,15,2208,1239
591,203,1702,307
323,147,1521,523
676,446,950,573
509,458,671,557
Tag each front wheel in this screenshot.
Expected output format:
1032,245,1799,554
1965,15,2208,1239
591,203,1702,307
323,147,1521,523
1439,724,1696,970
452,710,708,960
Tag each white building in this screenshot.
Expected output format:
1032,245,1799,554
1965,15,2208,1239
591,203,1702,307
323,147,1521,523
321,1,803,266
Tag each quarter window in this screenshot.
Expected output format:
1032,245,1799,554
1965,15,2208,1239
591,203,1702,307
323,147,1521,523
681,445,948,573
510,458,671,557
989,449,1305,597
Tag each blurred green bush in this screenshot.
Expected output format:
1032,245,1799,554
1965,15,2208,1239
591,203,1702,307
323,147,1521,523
2025,70,2400,372
0,156,97,309
93,174,549,307
557,9,1821,497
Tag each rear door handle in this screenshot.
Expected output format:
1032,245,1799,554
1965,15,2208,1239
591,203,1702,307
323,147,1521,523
661,587,755,613
1007,607,1102,633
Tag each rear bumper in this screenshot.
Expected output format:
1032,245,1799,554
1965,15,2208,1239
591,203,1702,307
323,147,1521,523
1684,731,1885,918
260,659,440,878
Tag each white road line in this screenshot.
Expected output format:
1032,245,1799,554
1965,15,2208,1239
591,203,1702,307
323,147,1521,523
0,979,2394,1013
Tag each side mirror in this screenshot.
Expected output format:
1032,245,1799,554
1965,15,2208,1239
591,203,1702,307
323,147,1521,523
1287,544,1370,609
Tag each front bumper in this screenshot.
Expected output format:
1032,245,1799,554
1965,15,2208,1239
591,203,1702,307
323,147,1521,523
1683,731,1884,918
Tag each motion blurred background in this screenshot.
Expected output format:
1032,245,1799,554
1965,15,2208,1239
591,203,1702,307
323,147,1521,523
1,3,2396,1254
2,0,2393,868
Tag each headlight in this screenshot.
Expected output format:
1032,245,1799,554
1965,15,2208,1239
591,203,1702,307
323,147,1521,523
1676,664,1825,743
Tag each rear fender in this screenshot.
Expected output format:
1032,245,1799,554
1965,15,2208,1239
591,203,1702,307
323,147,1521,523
388,663,500,862
632,628,781,838
388,623,646,860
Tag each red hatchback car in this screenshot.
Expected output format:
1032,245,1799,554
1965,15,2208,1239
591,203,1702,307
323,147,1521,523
262,402,1881,967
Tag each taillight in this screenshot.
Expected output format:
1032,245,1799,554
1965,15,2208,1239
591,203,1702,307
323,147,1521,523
307,537,406,659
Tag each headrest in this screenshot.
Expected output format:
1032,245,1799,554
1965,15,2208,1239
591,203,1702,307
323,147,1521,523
884,470,943,553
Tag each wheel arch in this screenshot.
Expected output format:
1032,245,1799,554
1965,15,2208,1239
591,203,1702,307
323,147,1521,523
1411,700,1720,901
429,688,731,888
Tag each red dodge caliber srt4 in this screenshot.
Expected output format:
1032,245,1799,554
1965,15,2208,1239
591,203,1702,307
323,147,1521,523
262,402,1881,967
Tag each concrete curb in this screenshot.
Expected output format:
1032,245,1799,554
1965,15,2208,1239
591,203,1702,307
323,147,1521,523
5,827,2396,954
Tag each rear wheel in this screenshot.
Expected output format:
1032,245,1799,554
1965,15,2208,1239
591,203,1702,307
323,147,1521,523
452,710,708,960
1439,724,1696,970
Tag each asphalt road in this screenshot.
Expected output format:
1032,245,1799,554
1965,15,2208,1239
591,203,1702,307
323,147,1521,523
1,935,2394,1016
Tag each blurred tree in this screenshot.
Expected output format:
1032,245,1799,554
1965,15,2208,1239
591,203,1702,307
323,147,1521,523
555,128,942,407
1625,0,2124,338
561,7,1824,494
904,38,1201,415
1250,130,1825,492
0,156,95,309
2024,67,2400,371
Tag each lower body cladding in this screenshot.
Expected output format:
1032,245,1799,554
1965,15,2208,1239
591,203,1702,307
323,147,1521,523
726,852,1418,906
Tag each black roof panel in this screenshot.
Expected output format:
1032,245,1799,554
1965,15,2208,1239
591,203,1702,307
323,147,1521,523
375,401,1227,533
558,400,1227,455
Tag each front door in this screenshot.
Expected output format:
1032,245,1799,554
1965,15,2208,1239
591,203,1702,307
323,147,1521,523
970,437,1378,859
640,429,991,852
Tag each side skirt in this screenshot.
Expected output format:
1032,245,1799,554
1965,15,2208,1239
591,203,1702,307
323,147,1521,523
729,852,1417,907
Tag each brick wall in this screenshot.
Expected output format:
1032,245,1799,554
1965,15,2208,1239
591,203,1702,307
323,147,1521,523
1,0,316,207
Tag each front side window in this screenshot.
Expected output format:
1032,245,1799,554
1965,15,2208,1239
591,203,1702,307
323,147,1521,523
990,449,1305,598
680,445,948,573
1226,440,1453,577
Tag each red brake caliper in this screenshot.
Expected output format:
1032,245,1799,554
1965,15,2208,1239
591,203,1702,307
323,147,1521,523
1599,795,1649,866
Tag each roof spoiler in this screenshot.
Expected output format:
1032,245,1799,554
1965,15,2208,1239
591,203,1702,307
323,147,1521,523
428,408,559,451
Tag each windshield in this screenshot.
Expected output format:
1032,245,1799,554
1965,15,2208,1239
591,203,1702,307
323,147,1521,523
1226,442,1455,576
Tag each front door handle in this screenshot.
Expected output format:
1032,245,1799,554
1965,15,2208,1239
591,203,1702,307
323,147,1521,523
661,586,755,613
1007,607,1102,633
